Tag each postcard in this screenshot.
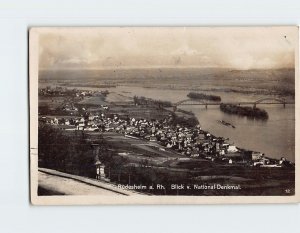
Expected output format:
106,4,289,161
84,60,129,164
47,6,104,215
30,27,299,204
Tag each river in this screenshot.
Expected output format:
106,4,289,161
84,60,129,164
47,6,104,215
113,86,295,162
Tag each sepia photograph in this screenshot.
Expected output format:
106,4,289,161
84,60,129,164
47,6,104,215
30,27,299,204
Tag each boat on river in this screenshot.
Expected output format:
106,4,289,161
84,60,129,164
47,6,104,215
217,120,236,128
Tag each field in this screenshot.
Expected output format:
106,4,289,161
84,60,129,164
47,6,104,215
38,96,66,109
108,105,173,120
77,96,107,106
106,92,133,102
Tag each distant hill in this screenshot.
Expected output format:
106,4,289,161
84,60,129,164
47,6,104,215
39,67,294,81
39,67,295,97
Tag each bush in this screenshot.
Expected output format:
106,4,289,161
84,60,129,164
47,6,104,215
38,124,98,177
220,103,268,119
133,96,172,107
169,114,199,127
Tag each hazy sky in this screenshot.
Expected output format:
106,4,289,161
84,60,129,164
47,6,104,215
39,27,297,70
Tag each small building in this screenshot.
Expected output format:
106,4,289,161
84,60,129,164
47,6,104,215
95,160,106,180
251,151,264,160
149,135,157,142
228,145,238,153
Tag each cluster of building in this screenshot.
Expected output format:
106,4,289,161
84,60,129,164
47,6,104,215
40,111,293,168
39,86,95,97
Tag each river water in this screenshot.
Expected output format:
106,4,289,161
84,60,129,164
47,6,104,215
113,86,295,162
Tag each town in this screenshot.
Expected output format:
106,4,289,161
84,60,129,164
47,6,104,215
39,86,294,169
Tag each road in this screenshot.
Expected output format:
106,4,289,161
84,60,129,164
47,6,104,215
38,168,140,196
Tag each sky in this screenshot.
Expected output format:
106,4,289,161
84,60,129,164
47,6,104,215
38,27,297,70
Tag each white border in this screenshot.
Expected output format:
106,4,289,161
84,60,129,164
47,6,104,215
30,27,300,205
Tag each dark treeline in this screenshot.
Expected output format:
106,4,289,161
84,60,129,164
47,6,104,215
133,96,172,107
187,92,221,101
111,165,295,196
38,124,155,184
38,124,98,178
220,103,269,120
169,113,199,128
